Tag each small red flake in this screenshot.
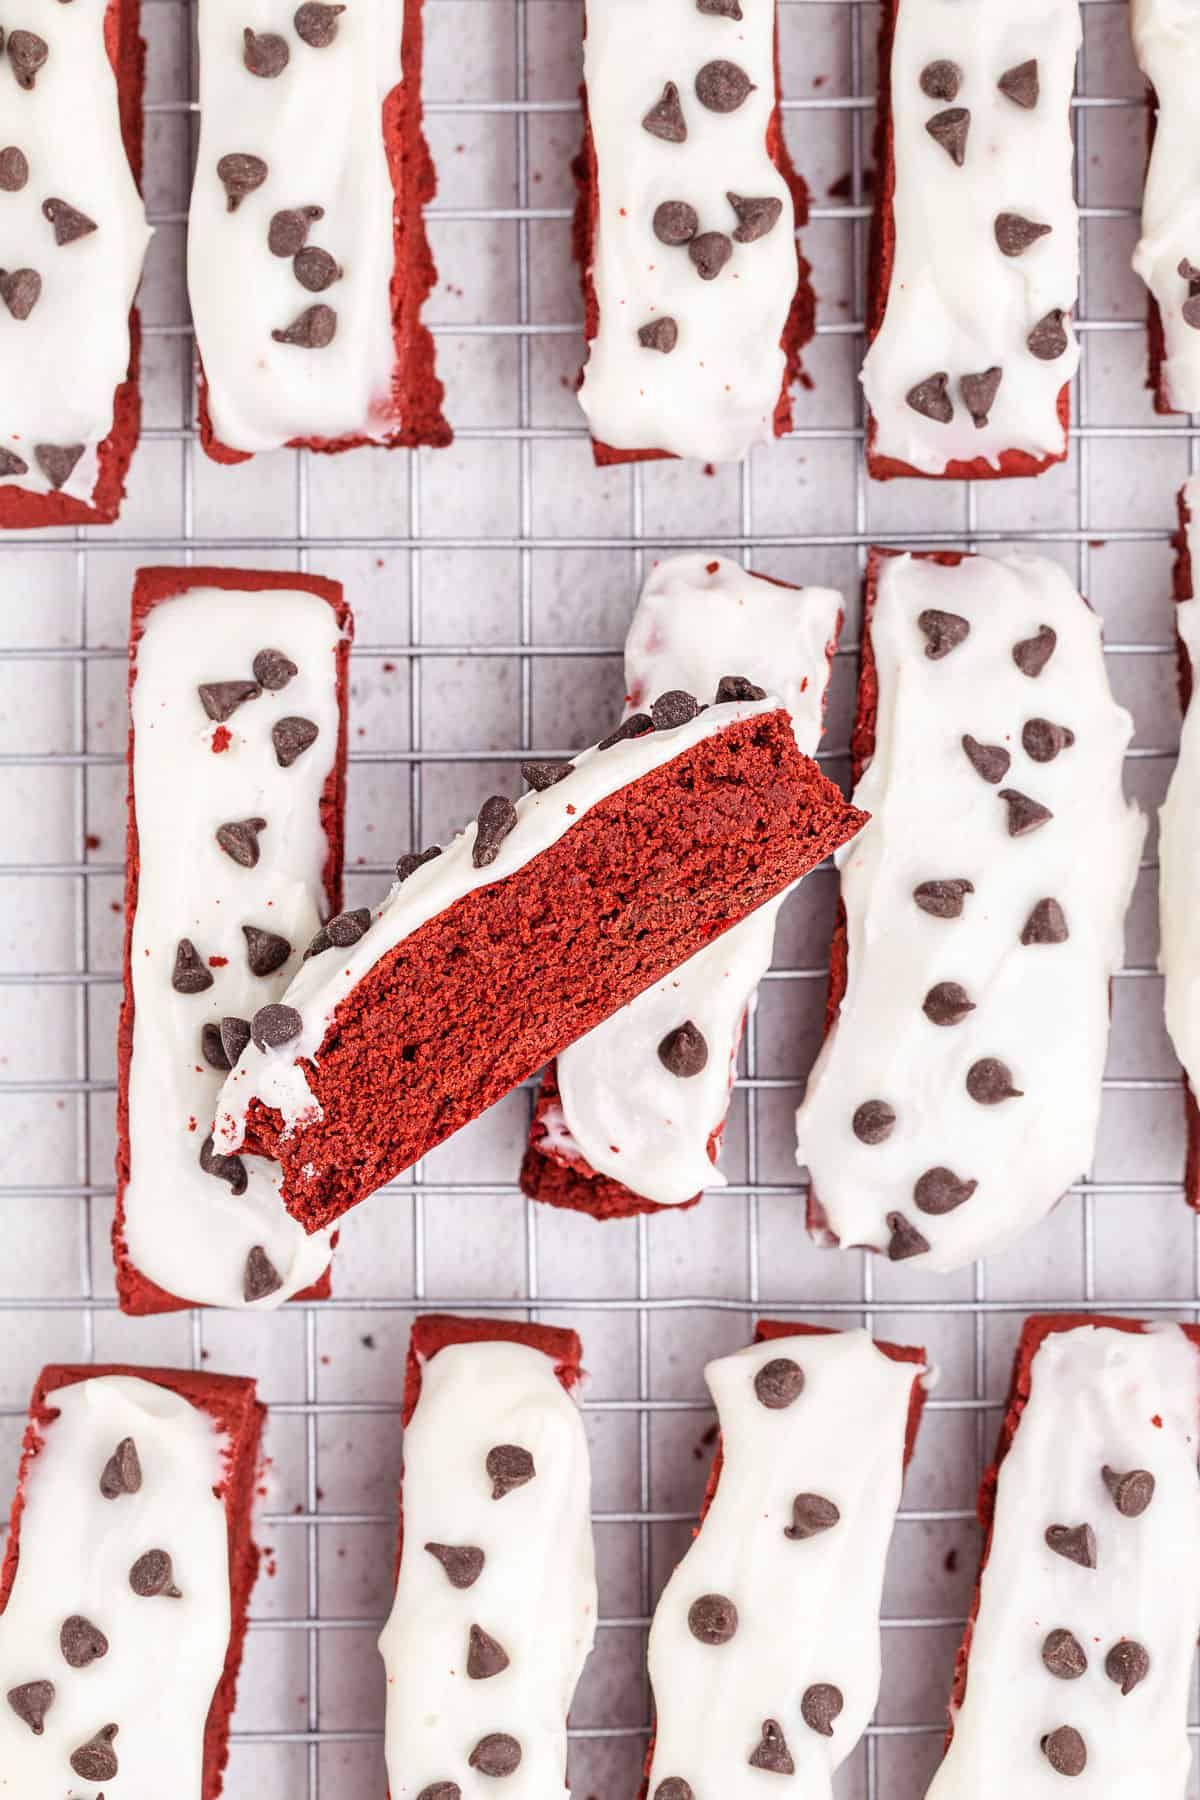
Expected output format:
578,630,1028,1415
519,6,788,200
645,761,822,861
703,463,715,477
943,1547,958,1573
85,833,101,850
619,206,627,216
109,901,120,914
566,803,576,815
800,676,809,692
211,725,232,754
382,661,396,673
208,955,228,968
187,1117,197,1132
1152,1414,1163,1428
813,72,827,87
609,1144,620,1154
706,561,720,574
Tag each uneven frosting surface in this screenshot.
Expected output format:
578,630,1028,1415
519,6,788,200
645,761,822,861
796,553,1144,1272
379,1340,596,1797
1132,0,1200,411
861,0,1080,473
646,1331,918,1799
0,0,151,500
1158,487,1200,1085
552,554,841,1205
189,0,400,451
125,584,341,1308
577,0,797,463
0,1375,232,1794
927,1325,1200,1797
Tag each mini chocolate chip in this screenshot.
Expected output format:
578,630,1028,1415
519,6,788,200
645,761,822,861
272,715,319,767
172,937,214,995
754,1357,804,1409
961,365,1002,428
294,245,341,291
220,1015,252,1065
1021,897,1069,945
925,107,970,165
129,1548,181,1598
801,1683,843,1737
473,794,518,868
688,1593,737,1644
922,982,975,1026
294,0,345,43
251,1002,303,1050
521,759,573,789
716,674,767,702
853,1099,896,1144
243,925,291,975
919,59,961,100
217,815,267,867
914,1166,977,1214
70,1723,119,1781
658,1020,708,1077
468,1733,522,1778
638,316,678,353
425,1542,485,1588
1013,624,1057,676
467,1624,510,1679
216,152,268,211
962,733,1011,783
99,1435,141,1499
198,677,260,721
886,1210,931,1260
199,1132,247,1195
1043,1629,1088,1680
0,266,39,319
8,31,48,88
0,446,26,476
1045,1523,1097,1569
785,1493,840,1539
996,212,1051,256
7,1679,53,1733
917,608,969,658
643,80,687,143
488,1443,535,1499
202,1022,231,1069
0,145,27,190
253,645,298,689
653,200,698,246
749,1719,793,1774
966,1057,1023,1104
913,877,974,918
396,845,442,882
60,1615,108,1669
244,1244,283,1302
268,206,323,256
418,1787,461,1800
1105,1639,1150,1695
696,59,755,112
1041,1726,1086,1777
698,0,742,12
1102,1464,1155,1517
244,26,289,75
906,372,953,423
1028,308,1069,360
727,191,783,242
998,58,1039,108
689,230,733,280
598,712,654,749
35,443,84,489
42,196,96,244
1022,717,1074,763
1185,293,1200,330
272,303,337,348
654,1783,694,1800
651,689,700,728
326,908,371,947
1000,788,1053,836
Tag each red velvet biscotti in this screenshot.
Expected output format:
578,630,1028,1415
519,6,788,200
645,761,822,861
114,565,352,1314
1159,479,1200,1207
189,0,449,461
0,1363,265,1798
1130,4,1200,417
214,696,866,1233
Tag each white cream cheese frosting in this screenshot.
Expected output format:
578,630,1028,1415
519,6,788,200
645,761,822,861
379,1339,597,1798
926,1323,1200,1798
1131,0,1200,413
549,554,841,1206
188,0,402,452
123,582,343,1309
860,0,1080,474
577,0,798,464
795,552,1144,1273
645,1330,921,1799
1158,479,1200,1088
0,1374,233,1795
0,0,151,503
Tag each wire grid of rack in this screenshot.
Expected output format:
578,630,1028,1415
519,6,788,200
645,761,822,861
0,0,1198,1795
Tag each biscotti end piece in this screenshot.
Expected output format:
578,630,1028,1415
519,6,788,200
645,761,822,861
1132,5,1200,415
1159,478,1200,1204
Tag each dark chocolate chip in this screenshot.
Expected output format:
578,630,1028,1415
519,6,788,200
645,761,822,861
251,1002,303,1050
60,1615,108,1669
202,1022,231,1069
657,1020,708,1078
961,365,1002,428
172,937,214,995
638,316,678,353
785,1493,840,1539
995,212,1051,256
253,645,298,689
129,1548,181,1598
396,845,442,882
268,206,323,256
966,1057,1023,1104
7,1679,54,1733
42,196,96,244
919,59,961,100
1105,1639,1150,1696
34,443,84,489
521,759,573,789
727,191,783,242
695,59,755,112
688,230,733,280
417,1787,461,1800
1013,624,1057,676
424,1542,485,1588
1102,1464,1155,1518
243,26,289,75
886,1211,931,1260
698,0,742,13
199,1132,247,1195
598,712,654,750
70,1723,119,1781
1021,897,1069,945
272,715,319,767
749,1719,794,1774
1045,1523,1097,1569
1043,1629,1088,1680
1185,293,1200,331
0,145,27,190
0,445,26,476
654,1783,694,1800
716,674,767,702
917,608,969,658
1041,1726,1086,1777
801,1683,843,1737
1000,788,1053,836
998,58,1039,108
220,1015,252,1066
651,689,700,729
922,982,975,1026
294,245,341,291
906,372,953,424
473,794,518,868
754,1357,804,1409
243,924,291,975
1028,308,1069,360
216,152,268,211
913,877,974,918
688,1593,737,1644
467,1624,510,1679
99,1435,141,1499
643,81,687,143
198,678,260,721
853,1099,896,1144
272,303,337,348
0,266,39,319
468,1733,522,1778
487,1443,535,1499
244,1244,283,1302
653,200,699,246
962,733,1011,783
217,815,267,867
294,0,345,44
1022,717,1074,763
8,31,48,89
925,107,969,165
914,1166,977,1214
326,908,371,947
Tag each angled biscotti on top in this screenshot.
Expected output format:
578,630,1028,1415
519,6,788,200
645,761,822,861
115,566,352,1313
379,1315,596,1795
522,553,842,1218
1131,0,1200,414
1159,477,1200,1204
861,0,1080,479
796,549,1144,1272
213,694,866,1233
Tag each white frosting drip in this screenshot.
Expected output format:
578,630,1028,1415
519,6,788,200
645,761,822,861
553,554,841,1206
927,1324,1200,1798
124,583,342,1309
577,0,797,464
378,1339,597,1797
188,0,401,452
0,0,151,502
1158,483,1200,1088
1131,0,1200,412
860,0,1080,474
645,1330,920,1799
0,1375,233,1794
795,552,1144,1273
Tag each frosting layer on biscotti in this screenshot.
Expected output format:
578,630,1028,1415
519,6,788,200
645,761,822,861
577,0,799,463
1131,0,1200,414
1159,476,1200,1104
861,0,1079,476
927,1322,1200,1796
795,550,1144,1272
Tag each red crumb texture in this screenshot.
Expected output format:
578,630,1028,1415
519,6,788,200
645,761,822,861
638,1319,927,1799
0,0,144,527
864,0,1070,481
572,9,816,467
0,1364,265,1800
241,712,866,1232
196,0,450,462
1171,487,1200,1205
113,565,352,1314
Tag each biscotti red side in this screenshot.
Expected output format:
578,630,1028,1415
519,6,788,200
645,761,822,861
1170,488,1200,1206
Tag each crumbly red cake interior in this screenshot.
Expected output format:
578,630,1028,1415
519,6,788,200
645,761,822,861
1170,491,1200,1206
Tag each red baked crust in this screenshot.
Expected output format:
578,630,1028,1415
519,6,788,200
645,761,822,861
0,0,145,527
0,1363,265,1800
864,0,1071,481
232,712,866,1233
1169,487,1200,1205
1141,89,1178,417
573,10,816,467
113,565,352,1314
196,0,450,461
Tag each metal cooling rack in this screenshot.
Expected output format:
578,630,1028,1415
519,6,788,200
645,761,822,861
0,0,1197,1795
